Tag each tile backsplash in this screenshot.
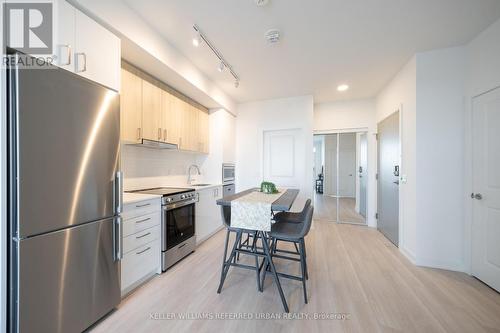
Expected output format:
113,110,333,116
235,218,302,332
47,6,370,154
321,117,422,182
121,144,207,189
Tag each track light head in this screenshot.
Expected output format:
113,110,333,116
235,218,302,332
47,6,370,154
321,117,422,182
218,61,225,72
192,33,202,47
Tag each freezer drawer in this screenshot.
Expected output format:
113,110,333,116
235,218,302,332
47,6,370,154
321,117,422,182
13,217,120,333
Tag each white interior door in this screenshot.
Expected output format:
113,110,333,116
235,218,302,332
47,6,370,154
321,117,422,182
263,129,302,190
472,87,500,292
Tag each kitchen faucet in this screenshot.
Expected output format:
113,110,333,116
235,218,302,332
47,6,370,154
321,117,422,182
187,164,201,184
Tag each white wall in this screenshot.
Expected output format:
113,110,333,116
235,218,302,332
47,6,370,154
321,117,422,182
313,136,324,180
236,96,314,209
314,99,377,227
200,108,236,184
376,57,417,261
415,47,466,271
463,18,500,273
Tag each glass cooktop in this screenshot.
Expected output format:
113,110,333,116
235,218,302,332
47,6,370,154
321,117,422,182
127,187,193,196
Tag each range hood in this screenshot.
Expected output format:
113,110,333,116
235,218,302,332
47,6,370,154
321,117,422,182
130,139,178,149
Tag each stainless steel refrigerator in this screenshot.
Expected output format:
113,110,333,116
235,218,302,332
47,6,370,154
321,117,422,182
7,54,123,333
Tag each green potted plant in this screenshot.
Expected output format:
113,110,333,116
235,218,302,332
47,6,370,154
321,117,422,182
260,181,279,194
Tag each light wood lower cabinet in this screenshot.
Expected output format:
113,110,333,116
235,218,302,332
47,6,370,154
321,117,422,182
120,65,209,153
121,198,161,297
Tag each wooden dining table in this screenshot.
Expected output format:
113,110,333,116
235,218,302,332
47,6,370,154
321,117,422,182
215,188,300,312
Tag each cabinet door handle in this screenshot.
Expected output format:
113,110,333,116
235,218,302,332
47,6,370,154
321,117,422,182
137,128,141,141
158,128,162,140
136,232,151,239
136,203,151,208
136,246,151,255
57,44,71,65
163,129,167,141
75,52,87,72
135,217,151,224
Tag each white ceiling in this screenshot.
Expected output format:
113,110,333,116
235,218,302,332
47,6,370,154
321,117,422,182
123,0,500,104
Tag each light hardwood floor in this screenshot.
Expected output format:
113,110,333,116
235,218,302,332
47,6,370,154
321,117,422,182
314,194,366,224
91,221,500,333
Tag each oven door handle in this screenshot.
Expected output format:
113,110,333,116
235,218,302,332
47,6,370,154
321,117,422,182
163,199,196,210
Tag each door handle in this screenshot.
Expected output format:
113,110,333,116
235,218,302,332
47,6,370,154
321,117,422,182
135,217,151,224
471,193,483,200
136,232,151,239
393,181,400,185
57,44,71,65
75,52,87,72
114,216,123,261
136,246,151,255
115,171,123,214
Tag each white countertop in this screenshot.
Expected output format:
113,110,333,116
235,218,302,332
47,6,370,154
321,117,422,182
123,192,162,205
178,183,223,191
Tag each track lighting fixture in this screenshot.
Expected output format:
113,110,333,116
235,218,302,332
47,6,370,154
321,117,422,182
193,24,240,87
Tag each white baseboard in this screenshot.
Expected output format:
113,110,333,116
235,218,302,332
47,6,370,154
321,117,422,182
415,258,465,273
400,246,416,265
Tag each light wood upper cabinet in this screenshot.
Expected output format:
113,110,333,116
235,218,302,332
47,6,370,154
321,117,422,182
120,69,143,143
161,91,180,145
119,65,209,153
141,80,162,142
179,99,195,151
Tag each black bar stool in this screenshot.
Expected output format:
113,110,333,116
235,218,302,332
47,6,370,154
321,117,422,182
272,199,311,278
262,204,314,304
217,205,290,312
217,206,263,293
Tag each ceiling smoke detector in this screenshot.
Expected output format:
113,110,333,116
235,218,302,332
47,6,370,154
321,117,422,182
255,0,270,6
265,29,280,44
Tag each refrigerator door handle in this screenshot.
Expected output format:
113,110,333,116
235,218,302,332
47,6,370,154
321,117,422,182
114,216,123,261
115,171,123,214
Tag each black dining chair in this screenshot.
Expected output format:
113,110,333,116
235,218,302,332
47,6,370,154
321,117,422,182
262,204,314,304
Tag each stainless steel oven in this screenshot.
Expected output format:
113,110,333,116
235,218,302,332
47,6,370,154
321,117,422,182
222,163,235,184
161,195,196,270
